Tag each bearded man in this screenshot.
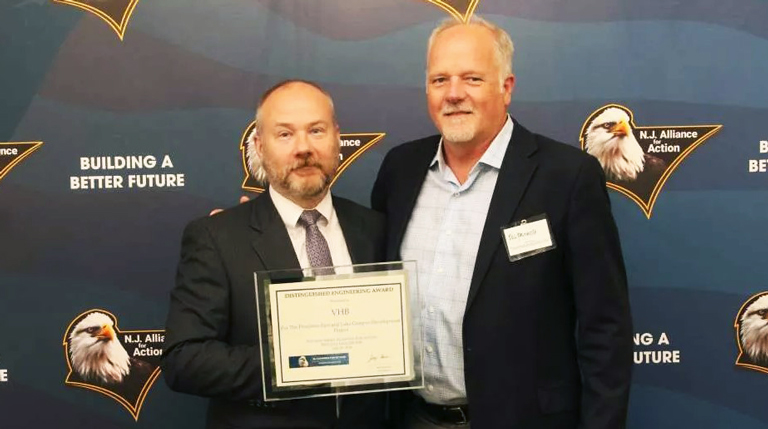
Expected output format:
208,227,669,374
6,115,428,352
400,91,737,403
162,80,387,429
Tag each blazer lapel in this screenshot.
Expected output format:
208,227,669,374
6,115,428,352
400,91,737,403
388,136,440,260
465,122,539,312
249,192,301,271
334,197,368,264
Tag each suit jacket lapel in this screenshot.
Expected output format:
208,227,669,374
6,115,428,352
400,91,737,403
334,197,368,264
249,192,301,271
388,137,440,260
465,121,539,312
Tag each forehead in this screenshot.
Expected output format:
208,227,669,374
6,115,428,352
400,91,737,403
260,84,334,126
428,25,497,73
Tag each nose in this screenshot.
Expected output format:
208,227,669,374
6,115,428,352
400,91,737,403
446,77,466,102
294,131,312,156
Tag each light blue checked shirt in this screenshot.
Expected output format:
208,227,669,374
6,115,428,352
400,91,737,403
401,116,514,405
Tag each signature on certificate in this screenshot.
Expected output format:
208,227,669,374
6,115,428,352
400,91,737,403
367,354,391,363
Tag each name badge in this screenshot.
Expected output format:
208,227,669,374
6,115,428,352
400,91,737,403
501,215,556,262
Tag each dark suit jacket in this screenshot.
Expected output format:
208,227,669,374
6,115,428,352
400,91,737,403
162,192,387,429
371,121,632,429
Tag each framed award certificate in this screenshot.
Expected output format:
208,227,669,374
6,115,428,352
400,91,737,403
255,261,424,401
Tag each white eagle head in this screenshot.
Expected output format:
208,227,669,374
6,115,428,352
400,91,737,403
740,295,768,365
245,126,268,184
585,107,645,181
68,311,131,384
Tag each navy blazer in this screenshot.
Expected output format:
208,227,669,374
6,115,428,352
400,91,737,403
162,192,387,429
371,120,632,429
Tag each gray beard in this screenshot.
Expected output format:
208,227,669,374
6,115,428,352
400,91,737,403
263,158,336,201
441,125,477,144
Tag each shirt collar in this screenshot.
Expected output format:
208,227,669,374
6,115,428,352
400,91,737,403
269,186,334,228
430,115,514,173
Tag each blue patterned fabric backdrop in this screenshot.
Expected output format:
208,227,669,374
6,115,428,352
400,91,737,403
1,0,767,427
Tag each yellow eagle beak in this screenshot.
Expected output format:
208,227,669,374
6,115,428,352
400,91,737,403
610,120,631,137
96,324,115,341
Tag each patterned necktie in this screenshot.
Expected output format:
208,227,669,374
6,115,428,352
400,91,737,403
298,210,335,275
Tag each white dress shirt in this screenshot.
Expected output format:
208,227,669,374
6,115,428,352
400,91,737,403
401,116,514,405
269,187,353,270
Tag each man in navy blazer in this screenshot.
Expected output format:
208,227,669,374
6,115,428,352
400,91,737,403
371,17,632,429
163,81,387,429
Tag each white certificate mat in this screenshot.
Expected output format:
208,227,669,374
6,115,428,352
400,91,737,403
268,272,412,387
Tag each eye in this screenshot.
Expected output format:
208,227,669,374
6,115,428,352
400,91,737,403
277,131,291,139
466,76,483,83
85,326,99,334
601,122,616,130
310,127,326,135
431,77,447,85
757,309,768,317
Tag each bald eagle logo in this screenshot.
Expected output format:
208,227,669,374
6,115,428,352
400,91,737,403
63,310,164,420
239,120,385,194
584,107,665,183
580,104,721,218
735,293,768,373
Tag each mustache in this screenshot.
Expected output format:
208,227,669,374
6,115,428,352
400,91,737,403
441,103,474,115
287,157,323,172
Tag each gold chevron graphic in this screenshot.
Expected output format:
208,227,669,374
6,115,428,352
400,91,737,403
425,0,481,22
0,141,43,183
52,0,140,41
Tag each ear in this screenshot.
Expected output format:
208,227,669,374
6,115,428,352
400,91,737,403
502,74,515,106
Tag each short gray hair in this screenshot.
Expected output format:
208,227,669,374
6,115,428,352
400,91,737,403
426,15,515,88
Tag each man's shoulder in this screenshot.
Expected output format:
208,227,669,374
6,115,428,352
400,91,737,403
185,197,257,233
385,134,441,160
332,195,385,224
520,124,595,167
